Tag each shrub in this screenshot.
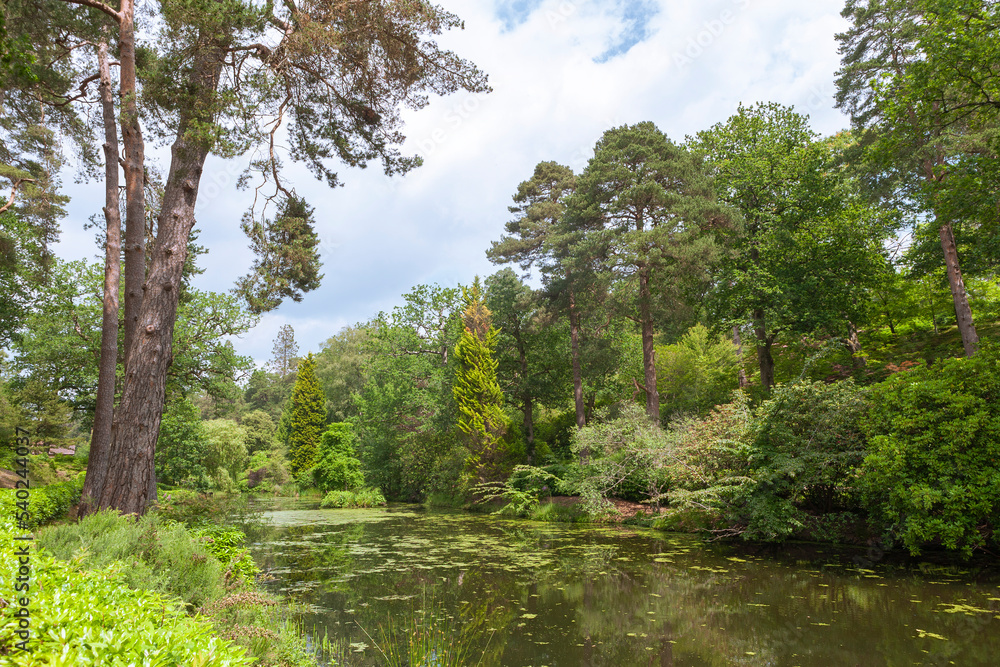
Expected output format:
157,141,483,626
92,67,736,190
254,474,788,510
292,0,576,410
193,525,260,583
204,419,250,490
570,404,674,513
320,487,387,508
0,475,84,529
38,510,224,610
0,521,250,666
741,379,870,541
655,324,740,419
862,347,1000,557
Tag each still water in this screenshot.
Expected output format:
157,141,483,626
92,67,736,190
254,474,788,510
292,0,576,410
250,501,1000,666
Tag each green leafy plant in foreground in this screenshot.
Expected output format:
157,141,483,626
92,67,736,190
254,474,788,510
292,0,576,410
0,521,251,666
472,465,564,516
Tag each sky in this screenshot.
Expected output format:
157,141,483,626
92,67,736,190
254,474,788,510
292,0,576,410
54,0,852,367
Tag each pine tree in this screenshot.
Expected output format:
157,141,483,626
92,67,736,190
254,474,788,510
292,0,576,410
270,324,299,378
288,353,325,474
453,278,508,483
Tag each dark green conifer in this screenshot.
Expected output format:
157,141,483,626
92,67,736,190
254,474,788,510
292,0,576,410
288,353,325,473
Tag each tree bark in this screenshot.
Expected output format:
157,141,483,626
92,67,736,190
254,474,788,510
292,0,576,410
568,287,586,429
81,40,121,513
938,222,979,357
754,308,775,391
120,0,146,369
639,267,660,421
733,326,748,388
97,44,224,516
846,320,866,369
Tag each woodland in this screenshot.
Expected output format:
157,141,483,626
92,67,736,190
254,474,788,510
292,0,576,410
1,0,1000,664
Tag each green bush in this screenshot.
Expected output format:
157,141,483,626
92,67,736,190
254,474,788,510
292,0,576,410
741,379,870,541
0,521,251,666
0,475,83,530
312,422,364,493
38,510,224,609
862,348,1000,557
655,324,740,419
320,487,387,508
193,525,260,583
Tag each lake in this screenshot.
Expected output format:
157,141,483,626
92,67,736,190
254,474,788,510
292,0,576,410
250,501,1000,666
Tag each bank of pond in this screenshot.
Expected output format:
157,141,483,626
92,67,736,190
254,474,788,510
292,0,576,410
1,492,998,666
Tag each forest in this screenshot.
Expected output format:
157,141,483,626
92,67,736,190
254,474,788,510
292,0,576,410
2,0,1000,665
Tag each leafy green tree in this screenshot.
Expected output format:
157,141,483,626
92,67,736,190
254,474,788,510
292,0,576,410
314,325,370,423
488,161,592,429
836,0,988,357
453,278,509,484
288,353,325,474
353,284,463,500
14,379,74,449
485,269,572,463
571,122,726,420
240,409,277,456
312,422,364,493
655,324,739,419
155,397,210,489
863,347,1000,557
243,368,292,422
202,419,249,490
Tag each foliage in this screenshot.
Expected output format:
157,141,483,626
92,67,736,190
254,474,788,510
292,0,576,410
0,521,250,666
862,347,1000,557
193,525,260,584
0,475,83,530
237,195,323,314
571,404,674,513
311,422,364,493
319,487,387,508
472,465,564,516
38,510,224,610
453,278,509,484
240,409,277,455
288,353,325,473
314,325,370,422
655,324,740,419
203,418,249,490
156,396,212,489
740,380,870,541
353,283,464,501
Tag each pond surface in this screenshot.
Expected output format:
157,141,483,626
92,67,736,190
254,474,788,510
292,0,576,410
250,501,1000,666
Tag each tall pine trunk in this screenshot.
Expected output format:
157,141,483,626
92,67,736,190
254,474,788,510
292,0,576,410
81,40,121,512
639,267,660,421
568,287,586,429
97,44,225,515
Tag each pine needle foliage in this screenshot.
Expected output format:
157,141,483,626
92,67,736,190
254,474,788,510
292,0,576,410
453,278,508,483
288,353,325,473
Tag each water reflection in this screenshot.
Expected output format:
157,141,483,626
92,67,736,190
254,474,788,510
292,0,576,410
250,502,1000,666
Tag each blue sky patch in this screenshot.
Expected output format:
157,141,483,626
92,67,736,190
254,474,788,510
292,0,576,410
495,0,546,32
595,0,660,63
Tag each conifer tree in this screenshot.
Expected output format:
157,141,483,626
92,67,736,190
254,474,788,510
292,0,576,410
453,278,508,483
288,353,325,474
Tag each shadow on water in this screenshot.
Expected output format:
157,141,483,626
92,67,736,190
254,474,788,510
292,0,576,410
249,499,1000,666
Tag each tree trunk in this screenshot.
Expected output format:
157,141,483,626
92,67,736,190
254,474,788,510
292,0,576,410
97,44,224,516
846,320,866,369
568,288,586,429
754,308,775,391
120,0,146,368
516,330,534,464
733,325,748,388
938,222,979,357
639,267,660,421
81,40,121,513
